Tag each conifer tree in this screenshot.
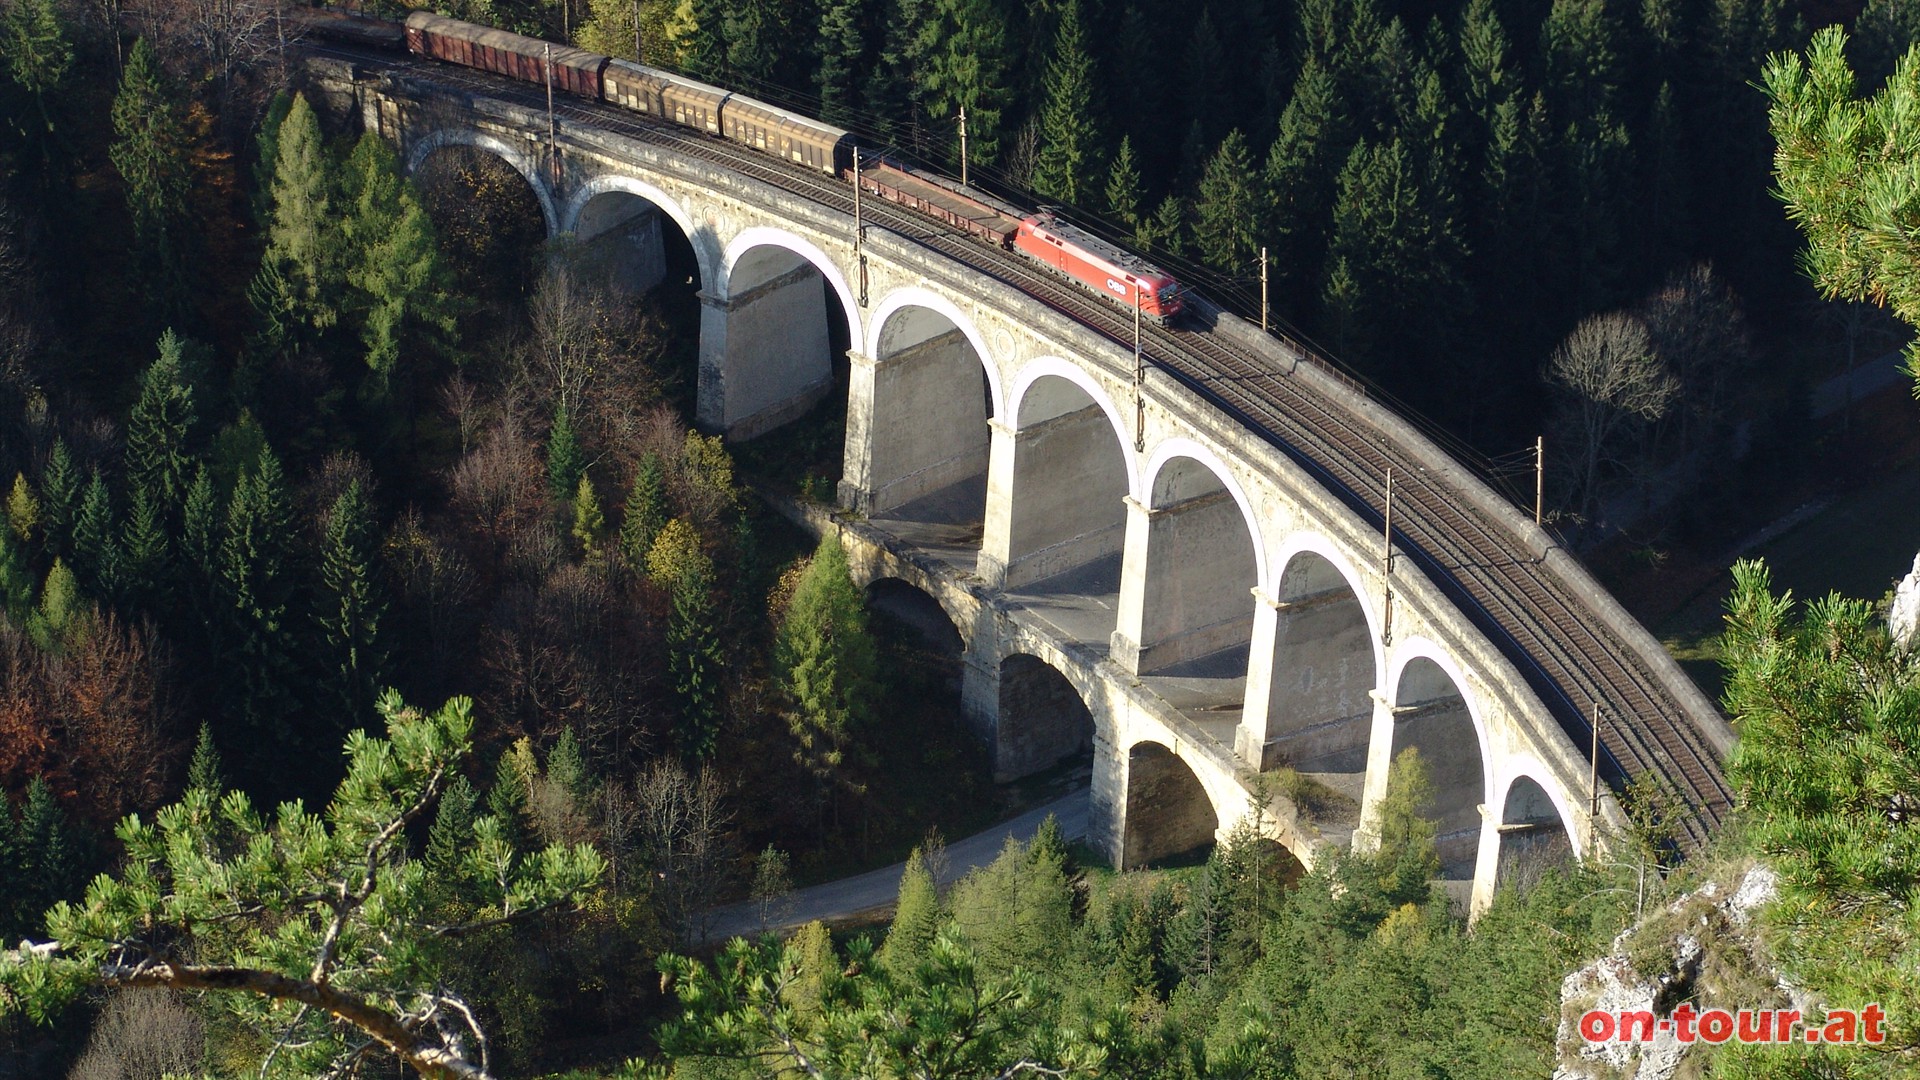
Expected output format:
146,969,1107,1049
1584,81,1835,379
251,92,294,228
815,0,866,125
1031,0,1104,208
724,0,791,87
572,474,608,560
340,133,459,396
425,773,478,878
880,846,940,976
916,0,1012,166
126,330,199,518
27,558,80,651
38,439,79,557
1194,130,1259,276
1104,136,1143,230
12,778,78,934
3,0,71,131
682,0,729,79
219,446,304,749
667,553,725,762
187,721,223,795
0,517,31,621
119,487,169,610
253,94,340,340
7,473,37,541
319,480,386,725
1182,8,1230,145
1140,195,1188,257
110,38,190,310
774,534,879,785
487,748,534,854
71,469,116,598
547,403,583,499
576,0,641,59
866,0,932,148
619,451,668,571
180,465,218,586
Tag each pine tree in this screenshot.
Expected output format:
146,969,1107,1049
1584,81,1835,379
219,446,304,749
253,94,340,340
251,92,295,228
1262,56,1345,292
572,474,608,560
1182,8,1229,145
187,721,223,795
425,774,478,878
7,473,38,541
725,0,795,87
110,38,191,310
319,480,386,725
1104,136,1143,229
1194,130,1259,276
180,466,218,584
14,778,79,934
668,555,725,762
0,796,20,939
1140,194,1188,257
682,0,729,79
916,0,1012,166
119,487,169,610
340,133,459,396
867,0,932,149
3,0,71,130
815,0,867,126
547,403,583,499
0,517,31,621
774,534,879,783
39,439,79,557
880,846,940,976
71,469,116,599
619,452,669,571
126,330,199,518
1031,0,1105,208
27,558,80,651
486,748,534,854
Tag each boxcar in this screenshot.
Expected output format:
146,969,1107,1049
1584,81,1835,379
719,96,851,175
855,160,1022,247
1014,214,1183,323
603,59,729,133
405,12,608,99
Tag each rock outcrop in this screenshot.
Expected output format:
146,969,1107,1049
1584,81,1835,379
1892,551,1920,651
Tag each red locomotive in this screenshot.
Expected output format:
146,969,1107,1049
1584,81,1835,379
1015,214,1183,324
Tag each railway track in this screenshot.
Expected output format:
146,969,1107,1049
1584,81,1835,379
305,42,1735,849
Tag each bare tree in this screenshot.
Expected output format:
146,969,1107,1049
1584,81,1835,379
634,760,737,946
67,988,205,1080
1545,312,1679,528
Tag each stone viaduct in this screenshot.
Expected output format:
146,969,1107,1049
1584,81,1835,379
302,46,1734,914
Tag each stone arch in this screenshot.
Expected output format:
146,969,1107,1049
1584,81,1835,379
1122,740,1221,868
865,287,1005,414
994,653,1095,782
1492,772,1576,892
855,296,998,518
702,227,861,438
1246,541,1382,800
1387,647,1491,883
988,361,1134,598
1119,443,1264,675
561,173,717,295
865,577,966,661
405,128,558,236
1007,357,1137,485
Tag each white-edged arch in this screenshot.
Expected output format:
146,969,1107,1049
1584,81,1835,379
867,286,1005,418
1008,356,1140,483
1121,736,1230,835
994,631,1120,749
1141,438,1269,593
1269,530,1388,689
866,570,975,662
721,226,862,349
561,173,716,294
405,129,558,236
1489,759,1587,859
1385,635,1496,812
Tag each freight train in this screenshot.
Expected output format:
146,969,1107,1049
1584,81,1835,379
321,11,1186,324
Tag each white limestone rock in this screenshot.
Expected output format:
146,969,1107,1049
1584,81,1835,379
1892,552,1920,652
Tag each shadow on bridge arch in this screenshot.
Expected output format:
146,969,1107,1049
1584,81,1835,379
562,175,713,300
1492,773,1575,896
1122,741,1219,869
1388,652,1489,887
409,132,553,309
1120,445,1262,695
985,362,1133,626
1248,545,1380,809
704,228,860,442
994,653,1095,783
850,290,998,541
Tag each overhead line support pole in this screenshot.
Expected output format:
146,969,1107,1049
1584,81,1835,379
1535,435,1544,527
1133,291,1146,453
544,45,558,185
1589,699,1602,856
854,147,867,307
1260,245,1269,334
958,106,969,187
1382,467,1394,647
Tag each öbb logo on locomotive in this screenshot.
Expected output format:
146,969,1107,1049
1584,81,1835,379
343,10,1190,325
